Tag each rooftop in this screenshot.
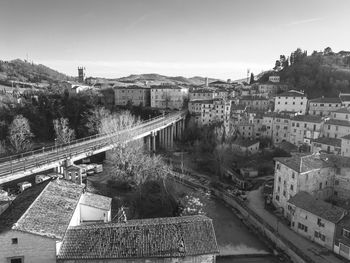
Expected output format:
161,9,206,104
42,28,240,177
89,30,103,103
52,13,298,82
240,95,269,101
291,115,323,123
288,191,346,224
325,119,350,127
210,80,229,85
275,154,332,173
233,138,259,147
312,137,341,147
80,192,112,211
309,97,341,104
57,215,219,260
339,94,350,102
333,107,350,114
0,179,84,239
276,90,305,97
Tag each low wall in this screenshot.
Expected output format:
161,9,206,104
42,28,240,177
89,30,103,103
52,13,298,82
170,173,312,263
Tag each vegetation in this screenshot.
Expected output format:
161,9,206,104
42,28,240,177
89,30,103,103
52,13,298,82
261,47,350,98
53,118,75,144
8,115,33,153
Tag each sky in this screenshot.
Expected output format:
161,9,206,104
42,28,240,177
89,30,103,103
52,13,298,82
1,0,350,80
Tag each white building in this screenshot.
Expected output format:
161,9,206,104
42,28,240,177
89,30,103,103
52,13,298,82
308,97,342,116
274,90,308,114
201,99,231,131
151,85,189,109
0,179,112,263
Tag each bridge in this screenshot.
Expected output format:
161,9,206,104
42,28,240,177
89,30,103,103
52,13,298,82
0,110,187,185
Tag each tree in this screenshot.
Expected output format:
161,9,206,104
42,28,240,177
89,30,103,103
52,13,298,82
0,140,7,156
84,107,111,135
53,117,75,144
8,115,33,153
324,47,333,55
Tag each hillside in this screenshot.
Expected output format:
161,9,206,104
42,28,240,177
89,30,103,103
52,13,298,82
260,48,350,98
117,73,218,86
0,59,72,85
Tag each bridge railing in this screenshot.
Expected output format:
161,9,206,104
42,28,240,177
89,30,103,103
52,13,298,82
0,110,187,166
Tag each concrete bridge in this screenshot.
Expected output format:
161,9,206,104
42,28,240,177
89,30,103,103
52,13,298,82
0,110,187,185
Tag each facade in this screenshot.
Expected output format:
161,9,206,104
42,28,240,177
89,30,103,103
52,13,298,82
339,93,350,107
151,85,189,109
239,96,270,111
341,134,350,157
201,99,231,131
57,215,219,263
232,139,260,155
189,88,216,101
114,86,150,106
0,179,112,263
273,154,334,216
311,137,341,155
274,90,308,114
261,113,291,144
289,115,324,146
308,97,341,116
258,82,288,97
323,119,350,139
287,191,346,250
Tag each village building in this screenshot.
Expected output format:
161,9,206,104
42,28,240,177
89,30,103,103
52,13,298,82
261,112,291,144
0,179,112,263
274,90,308,114
63,81,92,95
232,138,260,155
209,80,232,89
323,119,350,139
236,122,255,139
334,215,350,260
201,98,231,131
239,96,270,111
257,81,288,97
287,191,346,250
150,85,189,110
311,137,341,155
57,215,219,263
339,93,350,107
114,86,150,107
289,115,324,147
273,154,334,216
189,88,216,101
341,134,350,157
308,97,341,116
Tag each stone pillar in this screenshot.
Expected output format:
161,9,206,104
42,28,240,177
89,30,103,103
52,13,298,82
152,132,156,153
160,129,164,149
174,122,178,140
170,125,174,149
178,121,182,139
77,169,82,185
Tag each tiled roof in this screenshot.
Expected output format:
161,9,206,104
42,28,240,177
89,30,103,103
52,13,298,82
0,179,84,239
312,137,341,147
288,192,346,223
275,141,298,152
276,90,305,97
275,154,332,173
342,134,350,140
57,215,219,260
80,192,111,211
339,94,350,102
291,115,323,123
240,96,269,101
325,119,350,127
309,97,341,103
333,107,350,113
233,138,259,147
190,89,215,93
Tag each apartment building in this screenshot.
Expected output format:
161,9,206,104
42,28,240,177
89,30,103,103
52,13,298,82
189,88,216,101
339,93,350,107
201,99,231,130
341,134,350,157
151,85,189,109
289,115,324,146
334,215,350,260
260,113,291,144
114,86,150,106
323,119,350,139
274,90,308,114
311,137,341,155
287,192,346,250
231,139,260,155
239,96,270,111
308,97,341,116
273,154,334,216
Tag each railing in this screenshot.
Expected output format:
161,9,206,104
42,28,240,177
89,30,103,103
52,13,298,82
0,110,187,178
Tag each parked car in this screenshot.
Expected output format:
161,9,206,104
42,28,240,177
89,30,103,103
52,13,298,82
17,181,32,193
35,174,51,184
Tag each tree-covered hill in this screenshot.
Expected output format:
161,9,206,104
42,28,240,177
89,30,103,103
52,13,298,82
0,59,72,84
260,48,350,98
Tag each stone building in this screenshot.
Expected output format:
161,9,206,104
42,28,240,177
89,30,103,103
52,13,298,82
239,96,270,111
287,191,346,250
308,97,342,116
289,115,324,147
114,86,150,107
151,85,189,109
311,137,341,155
274,90,308,114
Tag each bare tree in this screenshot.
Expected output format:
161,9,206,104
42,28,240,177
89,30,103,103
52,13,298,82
84,107,111,135
8,115,33,153
53,118,75,144
0,140,7,156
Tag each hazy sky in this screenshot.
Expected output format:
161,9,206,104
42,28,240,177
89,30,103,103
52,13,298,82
1,0,350,80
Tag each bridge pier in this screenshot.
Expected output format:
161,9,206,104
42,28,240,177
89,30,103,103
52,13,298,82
151,132,156,153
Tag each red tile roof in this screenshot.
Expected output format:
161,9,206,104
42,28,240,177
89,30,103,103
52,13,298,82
275,154,332,173
80,192,111,211
57,215,219,260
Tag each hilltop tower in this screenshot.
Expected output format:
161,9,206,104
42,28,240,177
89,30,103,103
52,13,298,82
78,67,85,83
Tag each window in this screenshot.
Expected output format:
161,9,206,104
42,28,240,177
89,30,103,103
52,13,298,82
277,164,281,170
296,123,300,127
8,258,23,263
283,190,286,197
304,123,307,128
315,231,326,241
11,238,18,244
290,184,294,191
292,172,295,179
317,218,325,227
298,222,308,232
275,195,279,201
343,229,350,239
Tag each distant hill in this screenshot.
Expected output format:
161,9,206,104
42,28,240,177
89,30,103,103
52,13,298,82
117,73,218,86
259,48,350,98
0,59,72,85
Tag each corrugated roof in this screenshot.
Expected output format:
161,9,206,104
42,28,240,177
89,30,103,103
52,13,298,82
80,192,111,211
57,215,219,260
288,192,346,223
0,179,84,239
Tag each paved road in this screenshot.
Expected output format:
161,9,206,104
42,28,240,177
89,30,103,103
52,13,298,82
0,110,186,184
247,187,345,263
